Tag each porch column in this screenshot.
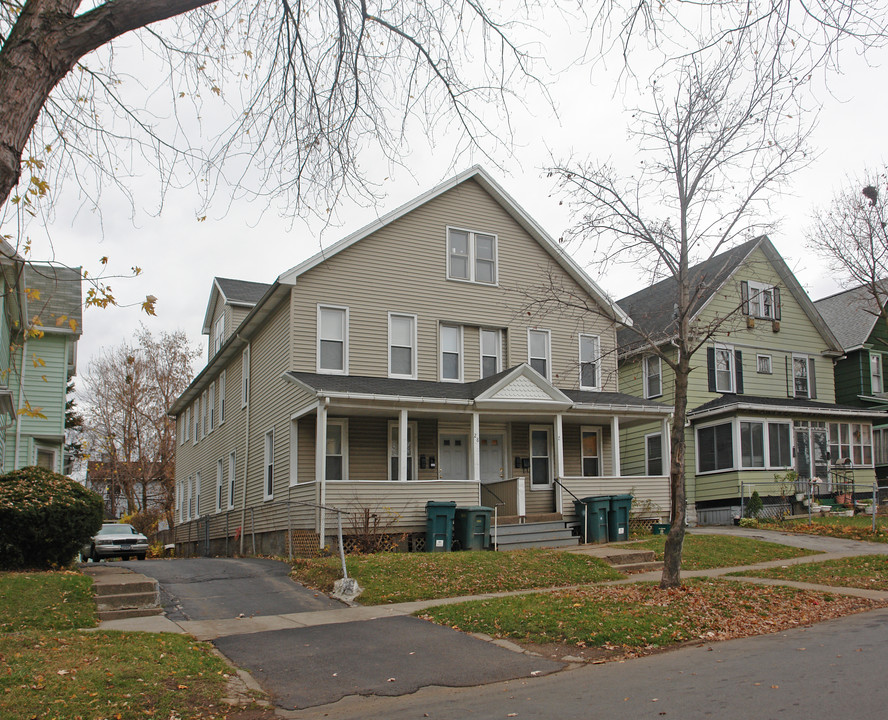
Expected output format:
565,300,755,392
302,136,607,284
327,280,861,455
399,408,408,482
471,411,481,482
611,416,621,477
554,413,565,514
316,401,328,544
661,417,670,476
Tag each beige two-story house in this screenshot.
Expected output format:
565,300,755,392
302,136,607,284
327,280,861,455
170,167,672,554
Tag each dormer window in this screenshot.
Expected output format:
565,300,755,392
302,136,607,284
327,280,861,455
742,281,781,320
213,315,225,355
447,228,497,284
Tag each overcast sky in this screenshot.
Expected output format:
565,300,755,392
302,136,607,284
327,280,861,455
16,10,888,381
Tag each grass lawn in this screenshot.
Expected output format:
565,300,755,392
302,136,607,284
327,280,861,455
0,571,268,719
291,548,623,604
631,533,818,570
730,555,888,591
418,578,885,657
757,515,888,543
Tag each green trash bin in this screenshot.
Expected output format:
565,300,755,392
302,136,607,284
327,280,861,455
454,506,493,550
425,501,457,552
574,496,610,544
607,494,633,543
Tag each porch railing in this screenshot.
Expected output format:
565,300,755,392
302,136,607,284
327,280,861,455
480,477,525,517
556,475,670,521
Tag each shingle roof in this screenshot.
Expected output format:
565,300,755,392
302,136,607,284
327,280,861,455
688,393,882,419
285,367,670,410
25,263,82,335
813,282,886,351
216,277,271,306
616,238,761,351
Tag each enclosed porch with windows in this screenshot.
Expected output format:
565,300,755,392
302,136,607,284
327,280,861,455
283,365,673,549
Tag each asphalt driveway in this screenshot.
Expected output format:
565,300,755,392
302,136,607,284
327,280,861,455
120,557,564,709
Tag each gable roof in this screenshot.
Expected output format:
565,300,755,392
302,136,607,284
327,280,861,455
616,236,842,356
277,165,630,326
201,277,272,334
25,263,83,335
814,282,887,352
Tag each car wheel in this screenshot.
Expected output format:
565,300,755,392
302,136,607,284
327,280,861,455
136,554,146,561
90,547,99,562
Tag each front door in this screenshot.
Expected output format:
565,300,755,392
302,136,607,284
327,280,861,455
480,434,505,483
439,434,468,480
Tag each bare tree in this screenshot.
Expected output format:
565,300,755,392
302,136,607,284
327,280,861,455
542,36,812,588
0,1,543,230
808,170,888,316
82,326,199,523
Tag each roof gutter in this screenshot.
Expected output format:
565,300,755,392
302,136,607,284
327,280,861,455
688,402,887,422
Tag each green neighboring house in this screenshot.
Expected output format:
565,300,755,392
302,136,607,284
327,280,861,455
814,284,888,482
0,241,82,475
616,236,881,524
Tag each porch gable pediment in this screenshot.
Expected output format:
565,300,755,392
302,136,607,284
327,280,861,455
474,364,573,410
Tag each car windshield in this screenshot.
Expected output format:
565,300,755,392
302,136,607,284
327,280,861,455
97,524,138,535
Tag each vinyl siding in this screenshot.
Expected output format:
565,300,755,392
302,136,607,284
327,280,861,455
288,179,618,389
833,350,866,405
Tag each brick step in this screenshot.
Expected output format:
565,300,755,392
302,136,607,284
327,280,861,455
98,606,165,622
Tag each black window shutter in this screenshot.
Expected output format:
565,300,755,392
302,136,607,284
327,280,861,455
786,356,793,397
741,281,750,315
808,357,817,399
735,350,744,394
707,347,716,392
773,287,781,320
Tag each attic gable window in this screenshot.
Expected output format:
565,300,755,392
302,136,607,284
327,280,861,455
871,352,884,394
447,227,497,284
213,315,225,355
741,280,781,320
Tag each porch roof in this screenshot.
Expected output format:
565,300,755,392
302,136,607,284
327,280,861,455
283,366,672,416
687,393,888,422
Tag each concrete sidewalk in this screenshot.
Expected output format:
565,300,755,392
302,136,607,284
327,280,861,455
95,526,888,639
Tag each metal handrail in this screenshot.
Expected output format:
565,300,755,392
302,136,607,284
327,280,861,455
481,485,507,507
552,476,582,504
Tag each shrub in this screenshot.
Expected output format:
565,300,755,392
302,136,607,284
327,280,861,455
0,466,103,569
745,490,764,519
738,517,759,528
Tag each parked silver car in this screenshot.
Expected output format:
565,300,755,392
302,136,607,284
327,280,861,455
84,523,149,561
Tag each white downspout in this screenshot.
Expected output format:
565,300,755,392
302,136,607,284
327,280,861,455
14,336,27,469
316,398,328,548
239,341,251,555
554,413,564,514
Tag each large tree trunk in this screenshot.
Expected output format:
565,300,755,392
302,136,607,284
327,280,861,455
661,357,690,588
0,0,216,207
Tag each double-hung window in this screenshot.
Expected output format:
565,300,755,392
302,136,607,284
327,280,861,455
216,458,224,513
714,345,735,393
228,451,236,509
871,353,884,394
646,433,664,475
792,354,815,398
528,329,551,380
263,429,274,500
193,398,200,444
579,334,601,390
440,325,462,381
389,313,417,378
219,371,226,424
744,281,778,319
644,355,662,398
318,305,348,374
242,347,250,407
581,427,601,477
213,315,225,355
873,428,888,466
194,472,201,517
480,329,501,378
184,407,191,443
209,382,215,432
447,228,497,284
326,420,348,480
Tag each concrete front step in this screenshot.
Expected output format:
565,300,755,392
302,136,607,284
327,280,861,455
97,590,160,612
598,550,656,565
493,520,579,550
495,536,579,550
99,606,165,622
81,564,162,622
93,578,156,596
617,561,663,574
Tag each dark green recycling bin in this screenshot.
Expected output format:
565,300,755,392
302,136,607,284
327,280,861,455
425,501,457,552
607,494,633,543
574,496,610,544
454,506,493,550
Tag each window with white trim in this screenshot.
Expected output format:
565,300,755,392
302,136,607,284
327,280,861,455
746,281,776,319
242,347,250,407
874,428,888,466
528,329,550,380
186,476,193,520
757,354,772,374
530,426,552,487
440,325,462,381
194,472,201,517
389,313,417,378
219,371,226,424
388,421,418,480
213,315,225,355
480,328,501,378
793,354,812,398
768,422,792,468
193,398,200,444
739,421,765,468
871,353,884,394
447,227,497,284
579,334,601,390
714,345,735,393
228,451,236,509
216,458,224,513
202,390,208,436
326,419,348,480
645,433,663,476
264,429,274,499
828,422,873,466
184,407,190,442
318,305,348,374
208,382,215,432
581,427,601,477
643,355,662,398
697,421,734,473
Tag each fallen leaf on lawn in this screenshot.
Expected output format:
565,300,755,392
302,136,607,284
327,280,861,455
387,678,396,682
771,685,779,689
